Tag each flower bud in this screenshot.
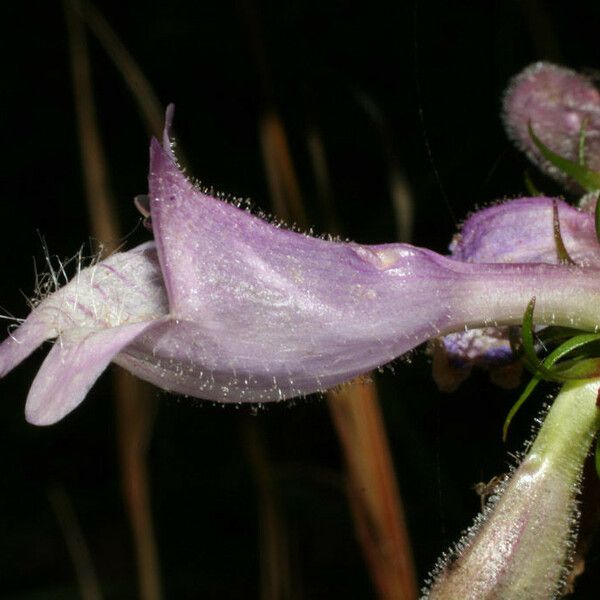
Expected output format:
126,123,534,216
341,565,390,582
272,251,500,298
503,62,600,188
425,379,600,600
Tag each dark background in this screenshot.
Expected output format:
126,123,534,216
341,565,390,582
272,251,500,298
1,1,600,598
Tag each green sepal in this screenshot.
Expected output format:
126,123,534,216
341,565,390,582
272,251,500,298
503,375,543,441
552,200,575,265
520,297,541,372
528,122,600,192
503,355,600,442
504,304,600,440
536,326,586,345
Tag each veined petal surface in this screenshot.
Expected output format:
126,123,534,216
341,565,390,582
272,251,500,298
453,197,600,268
0,242,168,423
145,139,600,401
25,320,162,425
436,196,600,386
5,130,600,422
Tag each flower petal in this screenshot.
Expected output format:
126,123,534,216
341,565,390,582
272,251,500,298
0,313,58,379
25,320,160,425
453,196,600,267
0,241,169,422
434,196,600,387
7,132,600,421
503,62,600,186
135,149,600,401
119,254,600,402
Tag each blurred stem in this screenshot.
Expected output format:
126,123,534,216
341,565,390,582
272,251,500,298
49,486,104,600
353,91,414,242
329,382,418,600
238,4,304,597
241,420,296,600
64,0,120,252
305,125,341,234
307,93,417,600
74,0,164,139
65,2,162,599
259,111,306,225
116,373,162,600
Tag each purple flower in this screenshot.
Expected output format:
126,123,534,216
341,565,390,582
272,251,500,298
433,63,600,390
2,119,600,426
503,61,600,187
432,196,600,389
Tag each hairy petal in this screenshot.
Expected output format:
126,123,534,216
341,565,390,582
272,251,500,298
0,242,168,422
142,141,600,401
435,196,600,385
503,62,600,186
0,242,166,373
5,137,600,422
119,250,600,402
453,197,600,268
25,320,161,426
0,313,59,380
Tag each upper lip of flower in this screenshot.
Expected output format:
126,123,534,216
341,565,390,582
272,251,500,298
3,106,600,426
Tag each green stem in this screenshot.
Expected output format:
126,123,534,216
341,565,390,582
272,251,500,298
427,379,600,600
530,379,600,467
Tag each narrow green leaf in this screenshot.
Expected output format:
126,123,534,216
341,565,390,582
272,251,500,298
545,334,600,375
552,200,576,265
521,297,542,372
519,298,600,379
550,357,600,379
528,122,600,191
530,333,600,382
536,326,585,345
503,374,543,441
504,333,600,440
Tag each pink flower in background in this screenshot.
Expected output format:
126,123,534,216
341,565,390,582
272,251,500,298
503,61,600,189
425,62,600,599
